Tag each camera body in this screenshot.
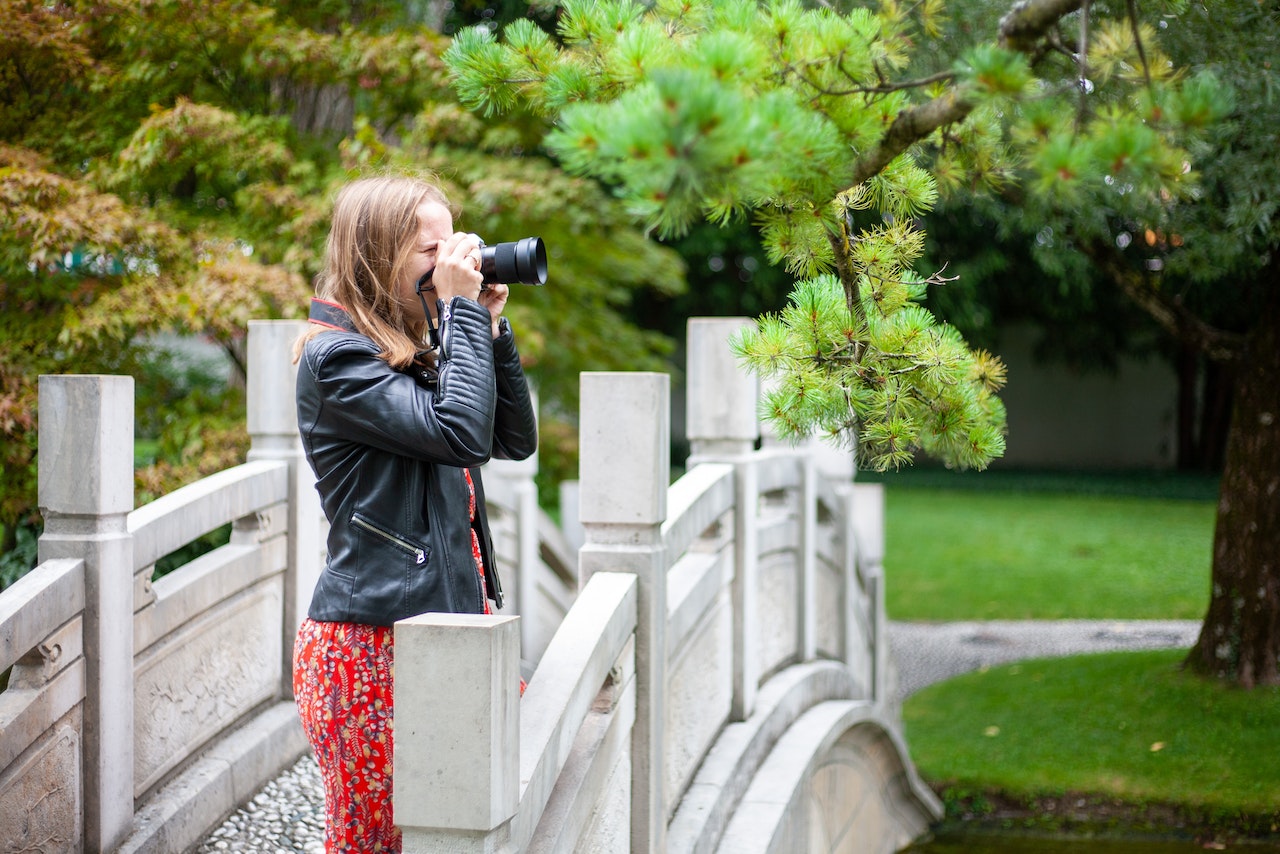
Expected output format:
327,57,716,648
479,237,547,287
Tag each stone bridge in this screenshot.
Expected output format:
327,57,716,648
0,317,940,853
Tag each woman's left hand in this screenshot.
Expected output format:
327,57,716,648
478,283,510,337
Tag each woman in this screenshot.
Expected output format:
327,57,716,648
291,174,538,852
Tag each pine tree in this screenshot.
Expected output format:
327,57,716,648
449,2,1280,688
446,0,1224,474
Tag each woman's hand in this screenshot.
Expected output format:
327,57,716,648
428,232,484,304
478,284,510,337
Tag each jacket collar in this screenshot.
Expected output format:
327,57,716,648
309,298,357,333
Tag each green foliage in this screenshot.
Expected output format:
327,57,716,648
445,0,1226,472
0,0,687,577
0,523,39,591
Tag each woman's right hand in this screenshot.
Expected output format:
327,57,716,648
428,232,484,304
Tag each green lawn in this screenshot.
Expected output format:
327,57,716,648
869,471,1280,838
874,473,1217,621
904,650,1280,826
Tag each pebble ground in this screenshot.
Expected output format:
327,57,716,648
197,618,1201,851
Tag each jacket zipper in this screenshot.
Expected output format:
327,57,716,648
439,301,453,359
352,514,427,565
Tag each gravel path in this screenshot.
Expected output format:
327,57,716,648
886,619,1201,701
196,619,1201,851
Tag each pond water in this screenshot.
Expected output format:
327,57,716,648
903,830,1280,853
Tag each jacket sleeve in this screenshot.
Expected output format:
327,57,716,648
490,320,538,461
300,297,497,466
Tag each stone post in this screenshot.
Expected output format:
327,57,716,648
685,318,758,460
246,320,320,698
394,613,521,853
37,375,135,853
798,455,819,662
683,318,762,721
484,389,540,656
578,372,668,854
850,483,887,703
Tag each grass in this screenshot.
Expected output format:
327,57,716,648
874,470,1280,841
903,650,1280,833
868,469,1218,621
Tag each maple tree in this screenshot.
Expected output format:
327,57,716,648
0,0,684,573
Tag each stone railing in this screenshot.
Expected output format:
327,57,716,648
0,320,568,853
0,322,318,854
394,318,941,854
0,316,939,854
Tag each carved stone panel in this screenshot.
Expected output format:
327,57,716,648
664,592,732,809
757,552,799,678
803,726,917,854
815,557,842,660
133,581,282,798
0,722,82,854
574,750,631,854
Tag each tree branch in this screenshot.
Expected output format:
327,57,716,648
848,90,971,187
846,0,1087,189
997,0,1087,51
1082,240,1247,363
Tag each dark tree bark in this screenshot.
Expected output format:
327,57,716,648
1175,349,1235,471
1185,269,1280,688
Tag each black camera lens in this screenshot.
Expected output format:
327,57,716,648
479,237,547,286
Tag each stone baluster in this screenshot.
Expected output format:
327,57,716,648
394,613,521,853
37,375,135,852
850,483,887,703
246,319,320,698
683,318,762,721
484,390,540,656
798,454,819,662
578,372,669,854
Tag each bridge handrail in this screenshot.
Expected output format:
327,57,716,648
513,571,637,845
127,459,290,569
661,462,735,564
0,558,84,674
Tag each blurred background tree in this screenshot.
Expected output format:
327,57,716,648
0,0,685,582
897,0,1278,687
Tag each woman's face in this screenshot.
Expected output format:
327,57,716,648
400,200,455,323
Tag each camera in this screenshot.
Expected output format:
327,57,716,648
479,237,547,287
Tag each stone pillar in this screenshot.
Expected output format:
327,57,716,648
683,318,762,721
850,483,887,703
484,390,540,656
578,372,668,854
37,375,135,853
798,455,818,662
394,613,521,853
246,320,320,698
685,318,758,460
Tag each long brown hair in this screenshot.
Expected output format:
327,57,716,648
297,174,457,368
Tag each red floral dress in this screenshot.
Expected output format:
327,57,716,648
293,469,489,853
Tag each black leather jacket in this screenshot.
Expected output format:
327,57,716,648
296,296,537,625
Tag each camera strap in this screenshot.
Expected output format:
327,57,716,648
416,269,440,352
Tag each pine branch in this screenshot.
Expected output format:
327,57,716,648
847,89,971,188
1125,0,1153,89
800,68,958,98
847,0,1086,189
997,0,1087,52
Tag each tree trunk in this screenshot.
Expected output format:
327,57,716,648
1185,277,1280,688
1200,359,1234,472
1175,344,1198,468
